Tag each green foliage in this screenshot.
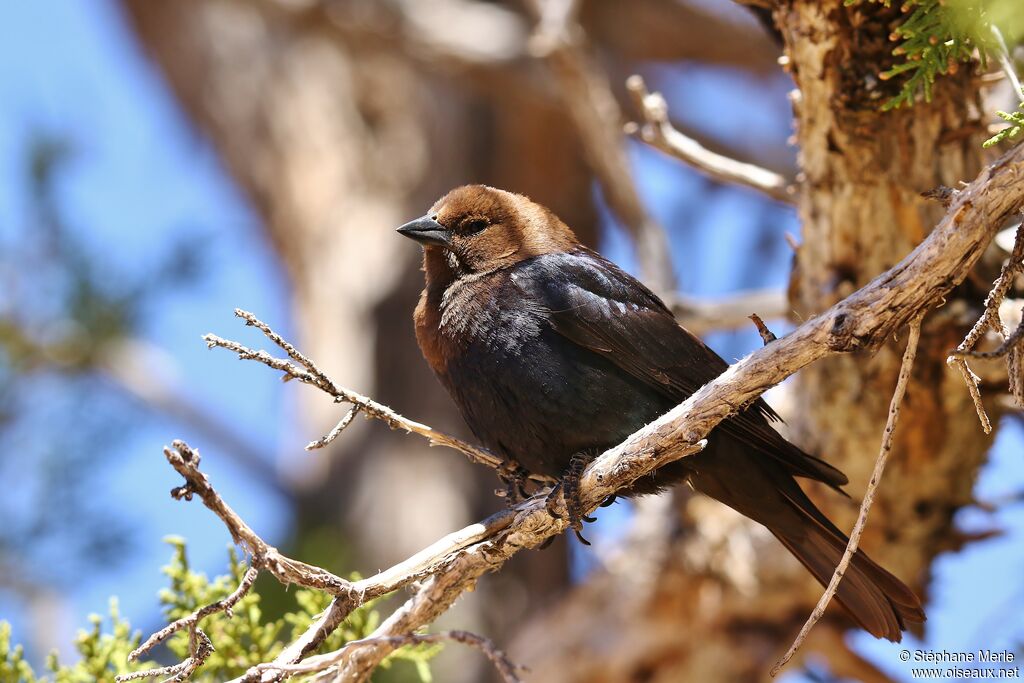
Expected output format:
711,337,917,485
0,539,440,682
46,602,146,683
1,601,146,683
1,133,208,591
156,537,439,681
845,0,1022,111
1,622,38,683
985,105,1024,146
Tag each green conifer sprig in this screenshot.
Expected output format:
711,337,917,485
845,0,997,110
1,539,439,682
984,105,1024,147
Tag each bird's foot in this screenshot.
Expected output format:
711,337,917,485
496,463,532,506
544,453,595,545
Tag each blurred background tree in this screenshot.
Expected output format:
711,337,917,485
1,0,1023,681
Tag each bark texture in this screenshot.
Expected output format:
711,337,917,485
511,3,999,681
780,0,995,603
118,0,1007,680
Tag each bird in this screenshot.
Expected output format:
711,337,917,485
397,184,925,641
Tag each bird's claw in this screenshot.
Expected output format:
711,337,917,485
497,463,532,507
544,480,564,520
543,453,595,544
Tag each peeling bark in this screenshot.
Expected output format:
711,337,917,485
117,0,1011,680
780,0,995,604
511,4,1001,681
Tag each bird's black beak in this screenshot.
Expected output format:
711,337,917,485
396,215,450,247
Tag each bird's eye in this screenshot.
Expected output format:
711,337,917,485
462,218,489,234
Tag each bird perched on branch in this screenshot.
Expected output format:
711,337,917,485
398,184,924,641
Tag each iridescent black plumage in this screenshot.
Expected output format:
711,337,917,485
401,185,924,641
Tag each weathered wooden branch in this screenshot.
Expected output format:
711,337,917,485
949,221,1024,416
204,310,552,483
772,316,923,675
625,74,795,204
668,288,790,336
125,142,1024,682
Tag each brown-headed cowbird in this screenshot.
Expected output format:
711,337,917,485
398,185,924,641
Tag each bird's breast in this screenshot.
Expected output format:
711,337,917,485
413,270,670,476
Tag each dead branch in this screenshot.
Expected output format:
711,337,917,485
948,220,1024,423
771,315,924,676
668,288,789,336
125,142,1024,682
118,628,214,683
204,310,552,484
306,405,360,450
163,440,352,594
126,564,258,666
625,74,795,204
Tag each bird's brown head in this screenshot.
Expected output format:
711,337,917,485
397,185,578,279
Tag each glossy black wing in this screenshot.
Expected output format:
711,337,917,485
515,249,847,489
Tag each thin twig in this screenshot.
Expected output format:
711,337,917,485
625,74,795,204
205,311,549,482
118,629,214,683
668,288,789,336
163,440,352,594
306,405,360,450
948,220,1024,430
235,309,339,392
948,358,993,433
771,315,925,676
127,565,259,663
958,316,1024,360
251,630,525,683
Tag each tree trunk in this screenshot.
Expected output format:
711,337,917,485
510,4,997,681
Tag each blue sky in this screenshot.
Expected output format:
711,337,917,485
0,0,291,655
0,1,1021,681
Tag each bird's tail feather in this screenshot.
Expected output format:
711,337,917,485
771,487,926,641
685,443,925,641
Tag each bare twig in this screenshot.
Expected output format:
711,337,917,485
250,629,524,683
204,310,550,483
127,565,259,663
668,288,790,336
306,405,360,450
524,0,676,293
163,440,352,595
749,313,779,344
948,220,1024,426
118,628,214,683
958,316,1024,360
625,74,795,204
771,315,924,676
1011,341,1024,408
949,359,993,433
129,143,1024,683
